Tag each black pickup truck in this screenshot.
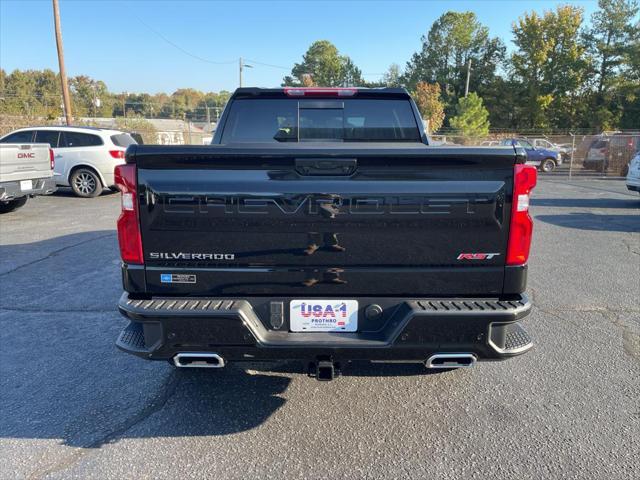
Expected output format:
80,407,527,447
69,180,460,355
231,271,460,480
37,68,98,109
115,87,536,380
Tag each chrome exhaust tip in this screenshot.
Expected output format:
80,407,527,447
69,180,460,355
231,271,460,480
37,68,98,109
426,353,476,369
173,353,225,368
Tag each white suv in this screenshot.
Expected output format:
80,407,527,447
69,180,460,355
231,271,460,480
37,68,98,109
0,126,137,197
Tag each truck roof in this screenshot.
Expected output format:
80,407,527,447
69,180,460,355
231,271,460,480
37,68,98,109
232,87,412,100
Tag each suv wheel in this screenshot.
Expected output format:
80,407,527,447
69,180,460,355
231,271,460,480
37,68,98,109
0,197,28,213
70,168,102,198
541,158,556,173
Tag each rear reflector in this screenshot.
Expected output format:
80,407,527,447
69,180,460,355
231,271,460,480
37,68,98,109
114,164,143,264
109,150,125,159
49,148,55,170
506,164,537,266
284,87,357,97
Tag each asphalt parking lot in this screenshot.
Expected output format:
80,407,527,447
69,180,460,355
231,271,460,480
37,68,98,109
0,178,638,480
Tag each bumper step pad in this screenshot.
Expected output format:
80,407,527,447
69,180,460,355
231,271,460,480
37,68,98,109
116,321,146,352
489,321,533,355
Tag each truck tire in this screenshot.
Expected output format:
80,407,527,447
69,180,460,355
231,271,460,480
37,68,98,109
0,196,28,213
541,158,556,173
70,168,102,198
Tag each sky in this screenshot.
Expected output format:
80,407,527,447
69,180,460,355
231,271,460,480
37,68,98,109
0,0,600,94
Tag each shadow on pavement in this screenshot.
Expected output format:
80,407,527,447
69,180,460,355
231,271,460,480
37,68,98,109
0,231,445,450
250,359,441,377
146,368,292,438
535,212,640,232
531,197,639,209
52,187,118,198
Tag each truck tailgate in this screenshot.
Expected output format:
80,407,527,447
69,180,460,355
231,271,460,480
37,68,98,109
0,143,52,183
132,144,519,296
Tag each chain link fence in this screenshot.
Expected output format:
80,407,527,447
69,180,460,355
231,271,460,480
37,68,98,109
2,115,638,177
431,132,639,178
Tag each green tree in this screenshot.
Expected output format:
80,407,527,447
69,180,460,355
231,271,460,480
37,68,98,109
619,20,640,128
449,93,490,138
510,6,589,129
583,0,639,129
282,40,365,87
402,11,505,113
382,64,402,87
413,82,445,133
0,69,62,118
70,75,113,117
171,88,205,119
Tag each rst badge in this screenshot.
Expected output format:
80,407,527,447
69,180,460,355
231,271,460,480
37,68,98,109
290,300,358,332
457,253,501,260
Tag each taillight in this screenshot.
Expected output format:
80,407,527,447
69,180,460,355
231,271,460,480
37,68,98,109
109,150,125,159
284,87,357,97
49,148,55,170
114,164,143,264
506,164,537,266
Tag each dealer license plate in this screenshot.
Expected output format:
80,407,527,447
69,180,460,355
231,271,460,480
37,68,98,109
290,300,358,332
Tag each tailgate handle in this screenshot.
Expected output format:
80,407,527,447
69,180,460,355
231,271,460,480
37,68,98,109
295,158,357,176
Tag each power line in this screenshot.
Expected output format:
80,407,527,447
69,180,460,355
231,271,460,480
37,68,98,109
244,59,289,70
131,14,236,65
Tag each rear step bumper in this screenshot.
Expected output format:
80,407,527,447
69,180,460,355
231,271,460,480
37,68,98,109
116,293,533,363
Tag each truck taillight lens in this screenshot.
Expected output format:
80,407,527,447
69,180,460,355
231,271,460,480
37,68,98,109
114,164,143,264
49,148,55,170
506,164,537,266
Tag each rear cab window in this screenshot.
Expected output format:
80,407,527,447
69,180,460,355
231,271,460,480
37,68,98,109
221,98,421,143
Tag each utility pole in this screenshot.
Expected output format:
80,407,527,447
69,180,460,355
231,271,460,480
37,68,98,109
464,58,472,97
239,57,252,87
122,92,127,126
52,0,72,125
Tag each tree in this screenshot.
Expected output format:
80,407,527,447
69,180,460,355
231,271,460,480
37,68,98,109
382,64,402,87
583,0,640,128
619,20,640,128
510,6,589,129
69,75,112,117
449,93,490,138
282,40,365,87
402,11,505,112
0,69,62,118
413,82,445,133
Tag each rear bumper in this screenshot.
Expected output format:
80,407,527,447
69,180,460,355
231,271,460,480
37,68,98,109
0,177,57,201
626,175,640,191
116,293,533,364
